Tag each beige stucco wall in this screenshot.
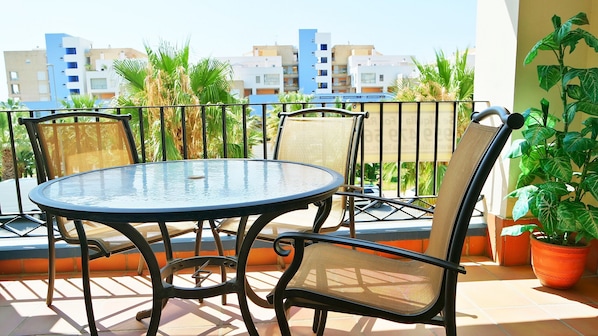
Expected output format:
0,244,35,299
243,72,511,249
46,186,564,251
475,0,597,218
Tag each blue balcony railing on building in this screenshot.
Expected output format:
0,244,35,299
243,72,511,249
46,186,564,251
1,100,490,238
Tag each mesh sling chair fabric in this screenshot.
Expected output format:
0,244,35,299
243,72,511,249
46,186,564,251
271,106,524,336
211,107,367,270
19,112,198,306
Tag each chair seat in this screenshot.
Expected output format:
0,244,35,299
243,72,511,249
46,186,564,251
217,196,346,241
286,243,439,315
62,220,197,253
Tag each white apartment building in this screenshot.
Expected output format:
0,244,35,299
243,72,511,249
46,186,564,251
348,53,419,93
218,56,284,98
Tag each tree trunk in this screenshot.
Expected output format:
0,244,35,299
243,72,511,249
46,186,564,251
1,147,15,180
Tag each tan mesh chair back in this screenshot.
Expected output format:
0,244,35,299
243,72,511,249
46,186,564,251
275,116,357,179
422,121,505,292
20,112,198,307
273,108,366,231
38,121,135,178
213,107,366,273
22,113,139,243
272,106,524,336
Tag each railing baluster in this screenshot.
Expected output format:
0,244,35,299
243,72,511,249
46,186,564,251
0,100,489,237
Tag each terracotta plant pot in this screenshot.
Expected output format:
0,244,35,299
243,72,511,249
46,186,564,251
530,234,590,289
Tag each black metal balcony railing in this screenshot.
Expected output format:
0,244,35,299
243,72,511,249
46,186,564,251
0,100,490,238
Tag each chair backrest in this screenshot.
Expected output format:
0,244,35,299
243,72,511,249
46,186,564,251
273,107,368,186
20,112,139,183
19,112,140,241
425,106,523,289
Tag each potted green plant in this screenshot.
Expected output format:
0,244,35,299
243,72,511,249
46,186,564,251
501,12,598,289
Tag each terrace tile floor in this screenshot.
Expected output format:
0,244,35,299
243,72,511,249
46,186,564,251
1,256,597,335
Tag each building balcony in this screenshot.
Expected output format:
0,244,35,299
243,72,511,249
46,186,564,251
1,101,597,334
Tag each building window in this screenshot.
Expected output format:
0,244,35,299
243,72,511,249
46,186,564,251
264,74,280,85
321,57,328,64
37,71,47,81
255,76,261,84
67,62,78,69
69,89,80,95
320,44,328,51
318,82,328,89
38,83,49,94
9,71,18,80
11,84,20,94
66,47,77,55
90,78,108,90
361,73,376,84
318,69,328,76
68,76,79,82
380,74,384,82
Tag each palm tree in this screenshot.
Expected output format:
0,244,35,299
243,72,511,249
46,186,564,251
266,91,315,141
113,40,257,160
390,49,475,196
0,98,29,180
60,94,102,109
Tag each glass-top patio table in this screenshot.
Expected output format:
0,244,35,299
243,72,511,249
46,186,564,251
29,159,343,336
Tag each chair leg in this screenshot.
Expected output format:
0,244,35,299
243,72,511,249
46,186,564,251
46,219,56,307
274,298,292,336
315,310,328,336
444,305,457,336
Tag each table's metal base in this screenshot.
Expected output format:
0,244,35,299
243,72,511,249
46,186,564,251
135,255,264,330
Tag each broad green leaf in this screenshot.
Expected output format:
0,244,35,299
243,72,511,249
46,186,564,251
581,29,598,52
501,224,538,236
581,174,598,200
506,139,526,159
561,29,585,54
511,194,531,221
556,201,582,232
537,181,570,197
523,126,555,145
579,68,598,100
577,204,598,240
567,84,582,100
536,189,560,234
516,173,537,189
537,65,561,91
567,12,590,26
524,35,557,65
564,102,578,123
563,132,595,152
576,101,598,116
540,155,573,181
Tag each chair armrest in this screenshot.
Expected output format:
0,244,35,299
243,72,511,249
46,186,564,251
274,232,465,274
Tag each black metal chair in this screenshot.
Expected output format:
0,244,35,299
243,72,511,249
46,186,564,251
19,112,199,307
212,107,367,248
270,106,524,335
203,107,367,306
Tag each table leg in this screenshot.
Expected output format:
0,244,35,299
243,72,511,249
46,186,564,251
234,210,290,335
73,220,98,336
102,222,166,335
234,197,334,333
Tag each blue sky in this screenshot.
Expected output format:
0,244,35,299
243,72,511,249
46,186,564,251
1,0,477,102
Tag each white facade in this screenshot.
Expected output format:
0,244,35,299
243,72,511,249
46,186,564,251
218,56,284,95
314,32,332,94
86,52,125,98
348,55,418,93
62,36,92,95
